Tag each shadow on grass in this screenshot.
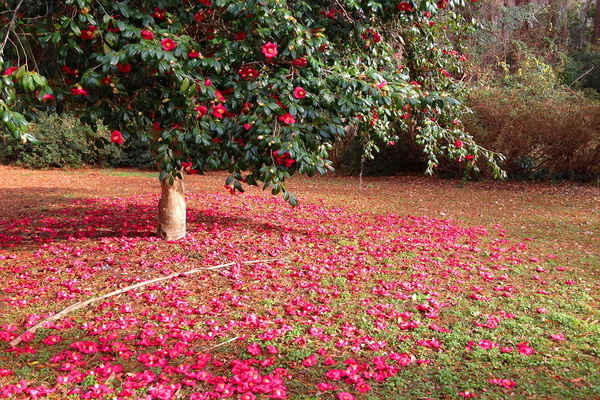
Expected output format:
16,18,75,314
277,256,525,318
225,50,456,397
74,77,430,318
0,189,317,251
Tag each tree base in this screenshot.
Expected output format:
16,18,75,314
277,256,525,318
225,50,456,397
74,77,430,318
157,177,186,240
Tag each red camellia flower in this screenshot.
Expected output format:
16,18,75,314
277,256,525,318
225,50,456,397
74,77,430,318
238,66,259,81
2,66,18,76
337,392,355,400
437,0,449,9
211,104,227,119
140,30,154,40
195,105,208,118
160,38,177,51
234,32,247,41
454,140,463,148
278,113,296,125
70,87,89,96
80,29,95,40
117,63,132,73
110,130,124,144
396,2,414,11
188,50,201,58
261,42,278,59
293,86,307,99
273,150,296,167
199,0,211,5
101,76,112,85
292,57,308,67
181,161,198,175
41,94,56,101
151,7,166,20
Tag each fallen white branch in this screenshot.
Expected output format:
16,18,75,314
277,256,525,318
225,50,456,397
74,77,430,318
8,258,287,347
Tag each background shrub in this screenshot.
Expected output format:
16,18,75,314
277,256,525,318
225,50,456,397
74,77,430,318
0,114,122,168
112,136,156,170
464,54,600,182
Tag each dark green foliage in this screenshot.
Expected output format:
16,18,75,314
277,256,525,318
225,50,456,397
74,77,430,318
333,136,426,176
112,136,156,169
0,115,121,168
560,49,600,95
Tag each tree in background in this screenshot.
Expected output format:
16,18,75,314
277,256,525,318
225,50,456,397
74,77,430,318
0,0,504,240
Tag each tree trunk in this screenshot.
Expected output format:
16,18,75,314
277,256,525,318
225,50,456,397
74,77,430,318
593,0,600,45
157,176,186,240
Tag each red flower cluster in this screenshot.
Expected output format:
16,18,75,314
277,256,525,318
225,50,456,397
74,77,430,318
273,150,296,167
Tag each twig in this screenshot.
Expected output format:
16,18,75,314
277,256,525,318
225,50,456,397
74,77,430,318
203,336,241,351
569,64,595,88
8,258,287,347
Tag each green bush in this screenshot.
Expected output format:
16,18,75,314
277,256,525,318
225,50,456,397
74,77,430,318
464,55,600,181
0,114,122,169
112,136,156,170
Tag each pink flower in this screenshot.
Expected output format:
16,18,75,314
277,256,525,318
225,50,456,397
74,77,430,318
246,343,261,356
454,140,463,148
141,30,155,40
355,381,372,393
489,378,516,389
160,38,177,51
278,113,296,125
42,335,62,345
325,369,345,380
551,333,565,341
337,392,354,400
261,42,278,58
110,130,124,145
293,87,307,99
458,391,477,398
0,369,13,377
41,94,56,101
517,342,534,355
316,382,337,391
302,355,317,367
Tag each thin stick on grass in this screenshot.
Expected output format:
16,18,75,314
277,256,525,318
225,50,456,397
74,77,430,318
8,258,287,347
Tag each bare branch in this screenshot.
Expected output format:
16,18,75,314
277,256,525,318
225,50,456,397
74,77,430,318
8,258,289,347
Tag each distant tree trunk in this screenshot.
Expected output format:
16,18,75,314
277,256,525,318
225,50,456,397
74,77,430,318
593,0,600,45
157,176,186,240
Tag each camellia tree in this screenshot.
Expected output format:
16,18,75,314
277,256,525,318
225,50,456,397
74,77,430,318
0,0,502,240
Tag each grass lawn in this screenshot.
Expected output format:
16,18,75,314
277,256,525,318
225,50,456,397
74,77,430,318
0,166,599,399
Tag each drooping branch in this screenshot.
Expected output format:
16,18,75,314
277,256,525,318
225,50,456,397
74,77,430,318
8,258,288,347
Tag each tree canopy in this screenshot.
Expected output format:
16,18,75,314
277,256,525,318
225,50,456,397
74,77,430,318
1,0,503,203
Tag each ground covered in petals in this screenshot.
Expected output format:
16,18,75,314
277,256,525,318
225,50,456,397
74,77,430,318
0,167,599,400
